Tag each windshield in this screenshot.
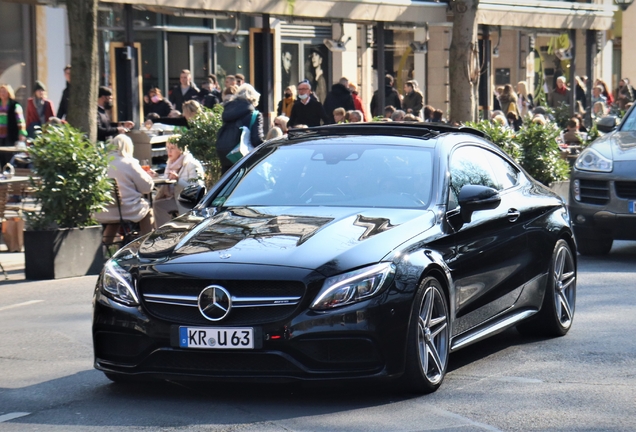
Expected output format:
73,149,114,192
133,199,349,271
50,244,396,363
213,143,434,208
621,106,636,131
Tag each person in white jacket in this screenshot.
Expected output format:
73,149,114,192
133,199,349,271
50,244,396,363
153,137,204,227
95,134,155,242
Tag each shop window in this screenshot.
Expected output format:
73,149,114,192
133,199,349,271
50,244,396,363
166,16,211,28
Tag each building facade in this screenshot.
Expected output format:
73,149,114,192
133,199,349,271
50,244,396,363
0,0,621,123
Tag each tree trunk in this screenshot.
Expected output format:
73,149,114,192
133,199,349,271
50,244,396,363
66,0,99,142
449,0,480,124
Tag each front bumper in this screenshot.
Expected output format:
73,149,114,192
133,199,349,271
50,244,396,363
568,174,636,240
92,286,412,382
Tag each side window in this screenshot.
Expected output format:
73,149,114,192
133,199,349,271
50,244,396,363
484,151,519,190
448,146,500,210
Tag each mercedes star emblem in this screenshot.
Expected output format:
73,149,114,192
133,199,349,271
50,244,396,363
198,285,232,321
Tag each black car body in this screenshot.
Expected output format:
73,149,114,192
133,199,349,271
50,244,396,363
93,123,577,393
569,109,636,254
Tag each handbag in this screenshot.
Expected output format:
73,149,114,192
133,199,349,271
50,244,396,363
226,111,259,164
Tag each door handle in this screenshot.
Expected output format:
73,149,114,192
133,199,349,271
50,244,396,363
507,208,521,222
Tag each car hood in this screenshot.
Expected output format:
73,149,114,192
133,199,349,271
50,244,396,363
138,206,436,275
594,130,636,162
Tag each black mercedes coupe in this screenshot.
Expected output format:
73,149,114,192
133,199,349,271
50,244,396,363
93,123,577,393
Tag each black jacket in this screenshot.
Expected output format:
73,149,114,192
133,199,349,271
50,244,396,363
144,99,173,118
288,98,330,127
216,98,264,172
169,84,200,112
323,84,354,123
370,86,402,117
57,83,70,120
97,106,118,142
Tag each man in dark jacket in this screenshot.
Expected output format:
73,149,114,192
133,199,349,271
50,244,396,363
97,86,134,142
169,69,200,112
370,74,402,117
288,81,330,127
57,65,71,120
323,77,355,123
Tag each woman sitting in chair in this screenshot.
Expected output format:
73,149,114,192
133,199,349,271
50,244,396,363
153,137,204,227
95,134,155,243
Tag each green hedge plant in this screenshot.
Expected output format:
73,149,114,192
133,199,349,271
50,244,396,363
27,123,112,230
465,120,569,186
175,104,224,187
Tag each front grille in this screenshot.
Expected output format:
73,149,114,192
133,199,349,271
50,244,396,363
578,179,610,205
139,278,305,325
143,350,302,374
615,181,636,199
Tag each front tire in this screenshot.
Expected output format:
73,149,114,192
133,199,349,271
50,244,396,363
518,239,576,337
402,277,450,393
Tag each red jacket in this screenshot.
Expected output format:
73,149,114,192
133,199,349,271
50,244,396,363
351,92,369,122
26,97,55,128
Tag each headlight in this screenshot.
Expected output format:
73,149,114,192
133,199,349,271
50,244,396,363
575,148,613,172
101,260,139,306
310,263,396,310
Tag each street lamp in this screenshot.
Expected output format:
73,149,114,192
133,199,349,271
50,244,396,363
615,0,634,11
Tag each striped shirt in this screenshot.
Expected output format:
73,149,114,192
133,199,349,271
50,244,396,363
0,101,27,139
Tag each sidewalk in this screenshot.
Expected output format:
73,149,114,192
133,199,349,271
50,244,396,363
0,246,25,282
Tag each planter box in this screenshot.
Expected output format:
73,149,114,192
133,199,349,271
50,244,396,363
24,226,104,280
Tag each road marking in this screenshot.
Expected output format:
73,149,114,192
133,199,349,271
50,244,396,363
0,300,44,312
0,412,30,423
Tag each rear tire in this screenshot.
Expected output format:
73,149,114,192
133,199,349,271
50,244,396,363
517,239,576,337
402,277,450,394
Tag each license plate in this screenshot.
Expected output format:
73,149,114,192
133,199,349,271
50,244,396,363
630,202,636,214
179,327,254,349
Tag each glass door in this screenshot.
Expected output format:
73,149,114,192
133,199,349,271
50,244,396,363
190,36,213,86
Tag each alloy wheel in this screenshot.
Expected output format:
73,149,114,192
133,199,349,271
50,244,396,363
417,284,449,385
553,243,576,329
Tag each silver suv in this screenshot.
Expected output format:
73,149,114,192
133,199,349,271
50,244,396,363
569,109,636,254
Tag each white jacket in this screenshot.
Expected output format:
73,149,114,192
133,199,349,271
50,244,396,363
95,154,154,224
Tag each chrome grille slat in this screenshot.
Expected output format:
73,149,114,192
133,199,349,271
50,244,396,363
139,278,306,325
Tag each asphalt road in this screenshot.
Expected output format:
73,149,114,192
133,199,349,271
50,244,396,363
1,242,635,431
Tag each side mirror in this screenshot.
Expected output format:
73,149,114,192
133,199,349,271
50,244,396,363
458,185,501,223
178,184,207,209
596,116,617,133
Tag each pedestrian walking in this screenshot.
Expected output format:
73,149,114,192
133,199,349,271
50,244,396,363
0,84,27,167
277,85,296,118
548,76,571,109
348,82,369,122
498,84,520,117
26,81,55,137
516,81,534,118
370,74,401,117
288,80,330,128
216,84,264,173
169,69,199,112
615,78,634,110
57,65,71,120
402,80,424,118
323,77,354,124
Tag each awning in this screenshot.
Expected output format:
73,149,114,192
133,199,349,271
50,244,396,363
477,0,616,31
104,0,449,24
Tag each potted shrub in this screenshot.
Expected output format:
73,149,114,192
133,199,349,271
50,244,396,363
176,104,224,187
24,123,112,279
